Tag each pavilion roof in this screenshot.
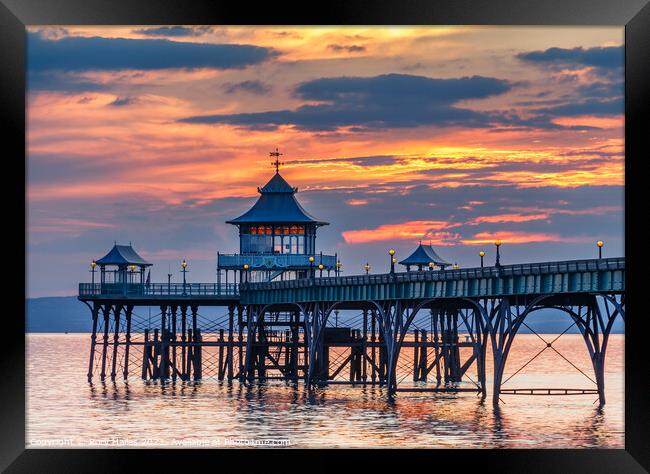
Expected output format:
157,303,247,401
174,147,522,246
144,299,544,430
398,242,451,267
96,244,152,267
226,172,328,226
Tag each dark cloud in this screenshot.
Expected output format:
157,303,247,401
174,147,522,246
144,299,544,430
27,70,110,93
517,46,623,70
28,32,275,72
180,73,513,131
575,81,623,99
109,97,137,106
291,155,400,167
532,98,623,117
223,80,271,95
133,26,212,37
327,44,366,53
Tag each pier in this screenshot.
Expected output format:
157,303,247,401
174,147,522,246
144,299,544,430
78,153,625,407
79,256,624,407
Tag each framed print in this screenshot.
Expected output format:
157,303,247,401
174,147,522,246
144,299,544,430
2,0,649,471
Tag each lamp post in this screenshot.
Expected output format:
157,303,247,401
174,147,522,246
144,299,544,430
364,262,371,275
428,262,434,271
336,260,342,276
181,259,188,295
479,251,485,268
389,248,396,274
494,240,502,267
318,263,324,277
243,263,249,283
309,256,315,279
597,240,604,259
90,260,97,286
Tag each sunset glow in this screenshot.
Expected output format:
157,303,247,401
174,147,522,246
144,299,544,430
27,26,624,296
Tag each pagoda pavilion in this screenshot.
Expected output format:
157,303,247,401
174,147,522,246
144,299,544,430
398,241,451,271
93,242,152,295
217,150,337,283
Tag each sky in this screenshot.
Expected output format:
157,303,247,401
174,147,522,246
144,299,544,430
26,26,624,297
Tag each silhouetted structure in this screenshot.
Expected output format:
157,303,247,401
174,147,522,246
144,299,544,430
217,154,335,284
78,151,625,407
399,241,451,271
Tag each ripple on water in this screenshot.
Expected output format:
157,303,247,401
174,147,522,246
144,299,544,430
26,333,624,448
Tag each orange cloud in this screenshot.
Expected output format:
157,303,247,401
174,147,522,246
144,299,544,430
466,213,551,225
346,199,369,206
342,220,459,244
461,231,589,245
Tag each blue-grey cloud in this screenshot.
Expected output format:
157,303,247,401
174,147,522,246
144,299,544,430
180,73,513,131
327,44,366,53
223,80,271,95
27,70,111,93
109,97,136,106
28,32,275,72
133,26,211,37
517,46,623,70
533,98,623,117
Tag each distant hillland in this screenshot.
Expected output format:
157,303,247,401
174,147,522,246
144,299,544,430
27,296,94,332
25,296,624,334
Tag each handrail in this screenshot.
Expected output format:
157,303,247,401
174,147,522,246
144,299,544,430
79,257,624,297
79,282,239,297
242,257,625,291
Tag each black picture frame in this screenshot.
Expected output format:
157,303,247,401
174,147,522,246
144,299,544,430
2,0,648,471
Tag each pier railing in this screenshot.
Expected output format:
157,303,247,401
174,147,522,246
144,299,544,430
240,257,625,303
243,257,625,290
79,282,239,298
218,253,337,269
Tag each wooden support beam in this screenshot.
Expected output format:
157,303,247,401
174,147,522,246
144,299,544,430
87,303,100,383
110,305,122,382
141,328,149,380
99,305,110,382
123,306,133,381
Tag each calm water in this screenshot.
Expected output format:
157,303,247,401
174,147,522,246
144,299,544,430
26,333,624,448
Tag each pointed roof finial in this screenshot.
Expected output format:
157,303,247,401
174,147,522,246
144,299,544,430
270,147,284,173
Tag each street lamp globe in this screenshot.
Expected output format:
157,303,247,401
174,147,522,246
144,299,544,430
388,248,395,256
479,251,485,257
181,259,187,269
428,262,434,270
308,256,315,263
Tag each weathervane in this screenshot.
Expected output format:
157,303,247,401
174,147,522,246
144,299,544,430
270,148,284,173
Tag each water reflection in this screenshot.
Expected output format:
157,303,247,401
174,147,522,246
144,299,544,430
28,334,624,448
